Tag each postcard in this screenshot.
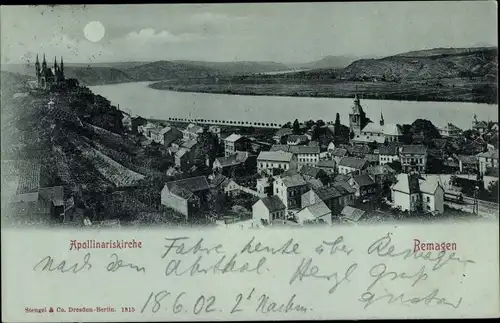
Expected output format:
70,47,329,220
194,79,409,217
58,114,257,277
1,2,499,322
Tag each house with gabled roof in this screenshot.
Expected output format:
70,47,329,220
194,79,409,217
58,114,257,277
390,173,444,214
213,152,252,177
298,165,329,183
295,200,332,225
161,176,210,219
476,149,498,176
400,145,428,174
379,145,399,165
273,128,293,144
182,123,204,141
341,205,367,223
348,174,377,198
224,133,250,156
257,151,297,174
338,157,369,175
301,181,356,216
274,174,308,210
252,195,286,226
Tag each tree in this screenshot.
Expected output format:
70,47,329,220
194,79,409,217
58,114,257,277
411,119,441,140
316,119,326,127
334,113,341,136
399,124,413,144
292,119,301,135
305,120,316,129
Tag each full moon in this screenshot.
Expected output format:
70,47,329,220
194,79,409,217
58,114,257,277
83,21,105,42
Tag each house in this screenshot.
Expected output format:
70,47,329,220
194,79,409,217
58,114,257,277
456,155,478,174
289,145,321,167
224,133,250,156
208,126,222,138
295,201,332,225
160,126,182,148
287,135,309,145
305,178,324,190
161,176,210,219
330,148,348,164
364,154,379,166
439,123,462,137
317,159,336,175
341,206,367,223
472,115,488,134
182,123,204,141
273,128,293,144
379,145,399,165
400,145,428,174
348,174,377,198
366,165,397,187
327,141,336,153
257,151,297,174
349,145,372,157
256,177,271,195
419,175,445,214
122,113,132,131
138,122,157,138
476,149,498,176
338,157,369,175
131,116,147,133
252,195,286,226
8,160,67,223
491,123,499,132
298,165,329,183
274,174,309,210
174,148,191,170
149,126,166,144
213,151,250,176
390,173,445,214
301,182,356,216
221,178,241,197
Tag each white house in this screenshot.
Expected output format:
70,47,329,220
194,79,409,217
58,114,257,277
390,173,445,214
252,195,286,226
289,145,320,167
379,145,399,165
419,176,445,214
338,157,369,175
476,149,498,175
274,174,308,210
257,151,297,174
391,173,422,213
439,123,462,137
400,145,428,174
295,201,332,225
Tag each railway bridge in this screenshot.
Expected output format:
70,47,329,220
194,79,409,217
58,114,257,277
167,117,283,129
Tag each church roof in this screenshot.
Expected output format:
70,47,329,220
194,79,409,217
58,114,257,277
362,123,402,136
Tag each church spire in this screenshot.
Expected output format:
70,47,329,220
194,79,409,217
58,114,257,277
380,111,385,126
42,54,47,68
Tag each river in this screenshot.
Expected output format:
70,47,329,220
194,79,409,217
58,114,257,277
89,81,497,129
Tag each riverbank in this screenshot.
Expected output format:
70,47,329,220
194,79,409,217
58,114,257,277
148,78,497,104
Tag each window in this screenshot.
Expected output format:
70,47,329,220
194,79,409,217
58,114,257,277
426,196,430,203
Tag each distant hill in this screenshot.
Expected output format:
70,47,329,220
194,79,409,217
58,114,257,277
288,55,359,70
335,46,498,82
172,60,289,75
123,60,219,81
150,46,498,103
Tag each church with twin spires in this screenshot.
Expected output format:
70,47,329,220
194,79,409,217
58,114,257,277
34,54,65,90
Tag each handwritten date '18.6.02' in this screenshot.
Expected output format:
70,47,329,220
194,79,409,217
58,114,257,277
140,289,309,315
